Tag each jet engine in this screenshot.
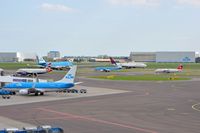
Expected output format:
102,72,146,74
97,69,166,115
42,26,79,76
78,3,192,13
19,89,29,95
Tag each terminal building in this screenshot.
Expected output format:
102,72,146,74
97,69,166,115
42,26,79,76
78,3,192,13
0,52,36,62
47,51,60,59
130,51,196,63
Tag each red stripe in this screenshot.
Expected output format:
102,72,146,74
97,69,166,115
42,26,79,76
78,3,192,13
37,108,157,133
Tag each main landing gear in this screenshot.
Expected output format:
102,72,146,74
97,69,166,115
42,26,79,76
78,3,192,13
2,95,11,99
34,91,44,96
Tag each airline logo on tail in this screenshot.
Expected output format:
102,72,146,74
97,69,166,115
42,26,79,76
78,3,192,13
46,67,53,72
110,57,117,65
177,64,183,70
66,74,74,79
36,55,46,65
46,63,53,72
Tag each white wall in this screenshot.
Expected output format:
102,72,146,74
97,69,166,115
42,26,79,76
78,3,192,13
17,52,36,62
0,52,18,62
156,51,195,63
0,52,36,62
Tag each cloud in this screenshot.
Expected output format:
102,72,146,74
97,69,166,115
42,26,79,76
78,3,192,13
108,0,160,6
176,0,200,6
41,3,76,13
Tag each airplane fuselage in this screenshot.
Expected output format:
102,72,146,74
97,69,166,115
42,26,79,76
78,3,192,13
16,68,48,75
155,69,182,73
39,62,73,69
95,66,121,72
3,82,74,92
120,62,147,68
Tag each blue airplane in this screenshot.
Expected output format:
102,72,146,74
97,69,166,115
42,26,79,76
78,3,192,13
2,66,83,96
95,66,122,72
95,58,122,72
36,56,73,70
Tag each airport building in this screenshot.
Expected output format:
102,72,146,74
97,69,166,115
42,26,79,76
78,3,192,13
0,52,18,62
0,52,36,62
129,52,156,62
156,51,195,63
47,51,60,59
130,51,196,63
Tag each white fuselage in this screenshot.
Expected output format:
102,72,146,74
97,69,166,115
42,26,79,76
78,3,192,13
155,68,182,73
117,62,147,68
0,75,47,83
16,68,48,75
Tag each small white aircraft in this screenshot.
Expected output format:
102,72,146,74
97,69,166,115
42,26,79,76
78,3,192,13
155,64,183,73
16,67,52,77
110,57,147,69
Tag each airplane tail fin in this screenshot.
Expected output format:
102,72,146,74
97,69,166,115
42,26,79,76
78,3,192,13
110,57,117,65
56,65,77,83
36,55,40,64
46,63,53,72
36,55,46,65
110,57,122,67
177,64,183,70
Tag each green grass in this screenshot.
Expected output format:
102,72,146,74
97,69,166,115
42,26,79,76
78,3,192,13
146,62,200,69
91,74,190,81
0,62,35,69
0,62,199,81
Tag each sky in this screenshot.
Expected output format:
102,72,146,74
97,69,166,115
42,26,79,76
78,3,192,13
0,0,200,56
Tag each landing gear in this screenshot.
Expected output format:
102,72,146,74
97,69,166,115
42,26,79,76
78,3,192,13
79,89,87,93
35,92,39,96
12,91,16,95
2,95,10,99
34,91,44,96
67,89,78,93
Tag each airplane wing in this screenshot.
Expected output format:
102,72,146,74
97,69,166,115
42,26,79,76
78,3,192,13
74,82,83,85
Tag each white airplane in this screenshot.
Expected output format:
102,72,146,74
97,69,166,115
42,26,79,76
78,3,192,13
3,66,85,96
155,64,183,73
110,57,147,69
16,67,52,77
0,75,47,83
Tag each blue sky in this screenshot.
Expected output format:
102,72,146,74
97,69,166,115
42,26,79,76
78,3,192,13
0,0,200,56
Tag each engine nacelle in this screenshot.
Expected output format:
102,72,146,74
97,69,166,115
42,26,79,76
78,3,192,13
19,89,29,95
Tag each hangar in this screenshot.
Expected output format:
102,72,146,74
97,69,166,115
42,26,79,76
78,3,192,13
0,52,36,62
129,52,156,62
156,51,195,63
130,51,196,63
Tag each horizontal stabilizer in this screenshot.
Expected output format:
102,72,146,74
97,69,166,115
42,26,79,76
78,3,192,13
74,82,83,85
